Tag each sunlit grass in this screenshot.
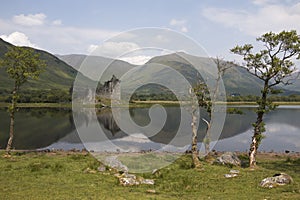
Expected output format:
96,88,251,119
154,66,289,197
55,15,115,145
0,151,299,199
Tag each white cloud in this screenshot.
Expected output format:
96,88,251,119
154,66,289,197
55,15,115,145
202,2,300,36
0,15,119,54
169,18,188,33
87,44,98,53
0,31,38,48
119,55,152,65
170,19,186,26
154,34,170,43
89,42,140,57
252,0,273,5
12,13,46,26
52,19,62,26
181,27,188,33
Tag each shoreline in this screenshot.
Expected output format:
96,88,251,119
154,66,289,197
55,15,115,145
1,101,300,108
2,149,300,158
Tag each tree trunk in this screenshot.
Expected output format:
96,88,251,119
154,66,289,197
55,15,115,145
202,118,211,155
249,81,268,168
191,108,201,168
249,117,263,168
6,111,15,153
6,86,17,154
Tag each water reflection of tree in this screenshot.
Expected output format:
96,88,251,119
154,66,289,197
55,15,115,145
0,108,74,149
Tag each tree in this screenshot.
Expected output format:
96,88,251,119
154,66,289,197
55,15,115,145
189,57,231,168
189,87,202,169
231,30,300,168
0,46,46,153
193,57,231,155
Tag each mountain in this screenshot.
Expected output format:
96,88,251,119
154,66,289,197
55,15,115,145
59,52,300,97
145,52,264,96
56,54,135,83
0,39,93,92
2,37,298,98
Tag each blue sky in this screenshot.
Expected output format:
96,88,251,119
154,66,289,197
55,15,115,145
1,0,300,64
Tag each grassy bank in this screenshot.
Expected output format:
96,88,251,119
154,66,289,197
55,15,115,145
0,151,299,199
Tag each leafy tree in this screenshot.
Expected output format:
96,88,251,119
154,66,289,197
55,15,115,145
0,46,46,153
231,30,300,168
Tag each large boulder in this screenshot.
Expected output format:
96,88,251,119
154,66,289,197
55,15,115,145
215,152,241,166
260,173,293,188
118,172,155,186
119,177,139,186
104,156,128,172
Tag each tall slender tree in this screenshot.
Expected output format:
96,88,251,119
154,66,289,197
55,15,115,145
0,46,46,154
231,30,300,168
193,57,231,155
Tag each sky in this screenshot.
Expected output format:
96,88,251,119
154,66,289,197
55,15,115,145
0,0,300,64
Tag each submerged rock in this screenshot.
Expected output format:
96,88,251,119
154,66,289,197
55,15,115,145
216,152,241,166
260,173,293,188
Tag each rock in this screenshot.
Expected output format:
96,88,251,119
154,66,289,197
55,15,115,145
140,179,155,185
224,174,238,178
119,177,139,186
97,165,106,172
152,169,161,177
260,173,293,188
122,173,136,179
146,189,156,194
229,169,240,174
104,156,128,172
224,169,240,178
118,173,155,186
152,169,159,175
83,167,97,174
216,152,241,166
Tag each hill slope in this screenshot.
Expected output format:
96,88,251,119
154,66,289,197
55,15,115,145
146,52,264,96
0,39,93,92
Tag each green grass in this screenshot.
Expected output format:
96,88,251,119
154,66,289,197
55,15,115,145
0,151,299,199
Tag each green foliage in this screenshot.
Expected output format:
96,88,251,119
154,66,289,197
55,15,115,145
193,82,211,113
231,30,300,157
227,107,243,114
231,30,300,90
227,94,300,102
0,89,71,103
0,46,46,88
1,46,46,152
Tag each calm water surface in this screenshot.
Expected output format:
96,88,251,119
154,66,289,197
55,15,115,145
0,106,299,152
